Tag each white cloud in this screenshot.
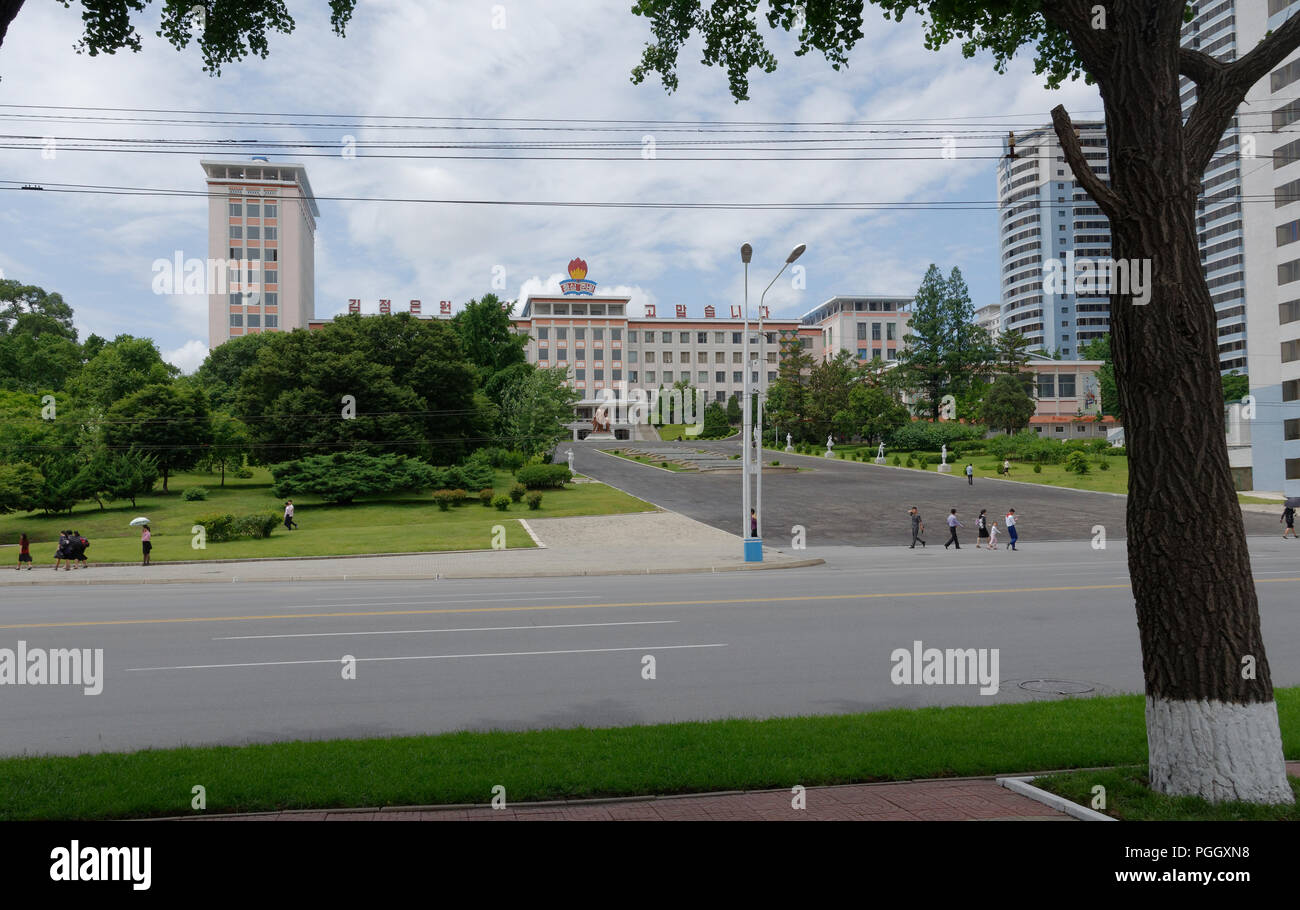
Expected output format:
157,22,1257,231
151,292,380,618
164,339,209,375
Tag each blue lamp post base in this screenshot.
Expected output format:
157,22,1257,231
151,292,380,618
744,538,764,562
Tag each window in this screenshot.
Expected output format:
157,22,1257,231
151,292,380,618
645,351,655,363
1284,379,1300,402
1281,259,1300,285
1285,418,1300,441
556,327,567,340
716,371,725,382
857,323,867,340
246,203,260,217
229,313,243,326
629,350,638,363
628,330,638,342
593,328,603,341
872,323,881,341
1077,424,1087,433
645,331,655,343
871,348,880,360
733,371,742,383
1038,374,1056,398
1058,374,1077,397
611,347,621,361
264,315,278,328
768,371,777,383
1055,425,1065,434
263,204,277,218
697,332,707,343
264,227,278,240
1281,300,1300,325
713,351,724,363
679,332,690,343
698,371,708,383
264,292,278,307
1288,458,1300,481
230,226,243,239
264,248,277,262
612,369,622,381
716,391,725,402
575,369,585,381
246,247,260,260
247,313,261,328
629,371,638,382
557,348,568,361
612,328,622,341
537,327,549,340
662,351,673,363
228,293,242,307
663,371,673,382
886,349,897,360
575,328,586,340
1279,221,1300,247
538,347,549,359
714,332,725,343
1283,339,1300,363
229,247,242,260
247,226,261,240
645,371,655,383
886,323,896,341
732,332,742,344
594,368,604,380
680,351,690,363
229,202,242,216
732,351,742,363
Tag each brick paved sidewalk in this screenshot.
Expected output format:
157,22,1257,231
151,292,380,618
182,777,1074,822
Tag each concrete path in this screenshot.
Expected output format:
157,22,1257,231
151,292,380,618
0,511,819,586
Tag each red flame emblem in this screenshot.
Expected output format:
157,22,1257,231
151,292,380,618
567,258,588,280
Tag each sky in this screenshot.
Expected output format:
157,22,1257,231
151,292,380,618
0,1,1102,374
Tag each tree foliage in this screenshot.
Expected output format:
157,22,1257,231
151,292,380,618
269,452,437,504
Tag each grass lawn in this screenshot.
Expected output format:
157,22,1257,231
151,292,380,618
1035,766,1300,820
0,467,654,565
2,687,1295,820
605,449,695,472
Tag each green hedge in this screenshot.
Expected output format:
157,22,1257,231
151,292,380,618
516,464,572,489
887,422,986,451
193,512,278,542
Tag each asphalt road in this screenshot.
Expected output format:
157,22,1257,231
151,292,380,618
3,538,1298,757
564,439,1281,546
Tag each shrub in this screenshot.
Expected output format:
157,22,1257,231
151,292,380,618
891,454,901,466
233,513,278,539
182,486,208,501
1066,451,1091,474
271,452,438,504
500,450,526,472
448,489,468,506
194,513,236,542
886,421,986,451
905,455,916,467
492,494,511,511
770,460,780,466
234,466,255,479
478,488,495,506
526,491,543,510
432,489,457,511
1033,463,1042,474
1108,445,1127,456
918,455,930,468
515,464,571,489
1098,458,1110,471
509,482,526,502
1087,438,1112,453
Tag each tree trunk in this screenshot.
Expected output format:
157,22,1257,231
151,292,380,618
0,0,25,49
1065,7,1293,804
162,465,169,493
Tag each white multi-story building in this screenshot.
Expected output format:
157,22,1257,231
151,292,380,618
201,158,318,348
1180,0,1300,493
799,295,912,364
996,123,1112,357
975,302,1002,337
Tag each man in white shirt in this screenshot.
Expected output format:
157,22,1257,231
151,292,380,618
284,500,298,531
1005,509,1018,550
944,509,963,549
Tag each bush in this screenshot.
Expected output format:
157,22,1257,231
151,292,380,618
1033,463,1042,474
478,488,495,506
891,454,901,466
432,490,456,511
515,464,572,489
509,482,526,503
492,494,511,511
1087,438,1112,454
886,421,986,451
1066,451,1091,474
233,513,278,539
448,489,468,506
526,491,543,510
194,513,236,542
918,455,930,468
771,460,781,466
1108,445,1127,456
234,466,255,479
182,486,208,501
271,452,438,504
500,450,527,472
1098,458,1110,471
905,454,916,467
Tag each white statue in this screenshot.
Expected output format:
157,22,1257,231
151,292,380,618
877,442,885,459
566,449,574,472
785,432,793,452
940,444,948,465
825,435,834,458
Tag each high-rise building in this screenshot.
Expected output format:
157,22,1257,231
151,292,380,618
1180,0,1300,493
974,302,1002,337
995,123,1112,357
201,159,318,348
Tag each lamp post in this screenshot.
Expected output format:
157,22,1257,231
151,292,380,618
754,243,806,540
740,243,752,547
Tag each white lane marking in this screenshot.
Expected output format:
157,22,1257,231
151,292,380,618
517,519,546,548
213,620,679,641
126,642,728,672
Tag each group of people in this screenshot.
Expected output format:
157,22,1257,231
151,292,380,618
908,507,1019,551
14,530,93,571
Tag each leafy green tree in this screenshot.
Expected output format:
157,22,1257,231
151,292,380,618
894,265,950,420
627,0,1300,807
982,373,1037,436
1221,371,1250,404
0,462,42,514
494,365,579,457
994,329,1032,375
270,452,437,504
726,393,742,424
849,384,909,444
701,401,731,438
0,280,83,393
3,2,358,69
68,335,178,412
31,454,85,515
0,279,75,338
805,351,856,441
193,332,277,411
103,383,212,492
200,412,251,485
452,294,528,381
101,451,159,508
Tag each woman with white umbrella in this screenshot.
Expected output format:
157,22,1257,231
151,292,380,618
130,517,152,566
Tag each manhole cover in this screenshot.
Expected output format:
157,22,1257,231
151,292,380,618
1018,678,1096,695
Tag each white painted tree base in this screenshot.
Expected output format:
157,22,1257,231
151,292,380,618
1146,697,1295,804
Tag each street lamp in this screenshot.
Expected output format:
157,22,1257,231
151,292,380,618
740,243,752,548
754,243,806,541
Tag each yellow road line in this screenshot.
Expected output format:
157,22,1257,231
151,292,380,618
2,579,1295,632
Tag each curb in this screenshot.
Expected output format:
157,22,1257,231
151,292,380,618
996,776,1114,821
0,557,826,586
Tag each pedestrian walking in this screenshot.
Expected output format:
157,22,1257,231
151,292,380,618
16,533,32,570
965,463,974,485
750,508,758,538
988,521,1000,549
65,530,84,570
141,524,152,566
1283,505,1297,539
53,530,69,571
909,507,926,549
976,509,989,548
74,531,90,569
1005,508,1019,550
944,509,964,549
1002,459,1011,475
284,500,298,531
